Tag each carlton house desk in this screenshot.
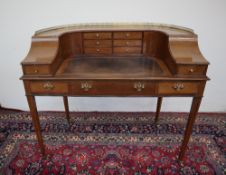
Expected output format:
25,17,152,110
20,23,209,161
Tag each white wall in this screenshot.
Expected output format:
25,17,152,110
0,0,226,112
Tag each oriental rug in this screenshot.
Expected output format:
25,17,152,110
0,110,225,174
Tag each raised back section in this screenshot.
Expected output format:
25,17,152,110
21,23,209,77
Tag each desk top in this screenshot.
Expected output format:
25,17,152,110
56,56,170,79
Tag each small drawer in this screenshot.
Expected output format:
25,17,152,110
113,32,142,39
158,82,198,95
113,40,142,47
177,65,207,75
70,81,155,96
29,81,68,94
113,47,142,54
83,32,112,39
23,65,50,75
84,47,112,54
83,40,112,47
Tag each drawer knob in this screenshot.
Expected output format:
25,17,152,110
96,33,100,37
96,41,100,45
81,82,92,91
43,82,54,90
134,82,145,91
126,41,130,46
34,69,39,73
189,68,194,73
173,83,184,91
96,48,100,52
126,33,130,37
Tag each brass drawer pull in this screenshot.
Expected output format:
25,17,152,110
81,82,92,91
189,68,194,73
34,69,39,73
134,82,145,91
43,82,54,90
96,33,100,37
173,83,184,91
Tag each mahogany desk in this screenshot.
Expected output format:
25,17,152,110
20,23,209,161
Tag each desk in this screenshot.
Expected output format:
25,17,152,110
21,23,209,161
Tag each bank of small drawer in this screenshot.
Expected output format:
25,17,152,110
113,32,142,39
158,82,198,95
113,47,141,54
83,32,112,39
84,40,112,47
84,47,112,54
113,40,142,47
70,81,155,96
29,81,68,94
177,65,207,75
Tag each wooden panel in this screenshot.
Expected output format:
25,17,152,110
113,32,142,39
23,65,50,75
158,82,198,94
70,81,156,96
113,40,142,47
177,65,207,75
84,40,112,47
113,47,142,54
30,81,68,94
83,32,112,39
84,48,112,54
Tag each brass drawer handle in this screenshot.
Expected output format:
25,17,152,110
43,82,54,90
173,83,184,91
81,82,92,91
189,68,194,73
134,82,145,91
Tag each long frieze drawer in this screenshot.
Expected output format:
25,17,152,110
113,47,142,54
83,32,112,39
177,65,207,75
158,82,198,95
69,81,156,95
113,32,142,39
29,81,68,94
83,40,112,47
84,48,112,54
113,40,142,47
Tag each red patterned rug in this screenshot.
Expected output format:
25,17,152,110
0,110,225,174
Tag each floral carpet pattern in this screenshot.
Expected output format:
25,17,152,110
0,109,225,174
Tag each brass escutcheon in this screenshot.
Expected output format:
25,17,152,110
43,82,54,90
134,82,145,91
173,83,184,91
81,82,92,91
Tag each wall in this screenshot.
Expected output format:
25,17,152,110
0,0,226,112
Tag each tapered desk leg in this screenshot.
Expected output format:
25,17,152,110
26,95,45,155
63,96,70,123
178,97,202,161
155,97,163,123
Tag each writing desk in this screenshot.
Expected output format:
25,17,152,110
20,23,209,161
